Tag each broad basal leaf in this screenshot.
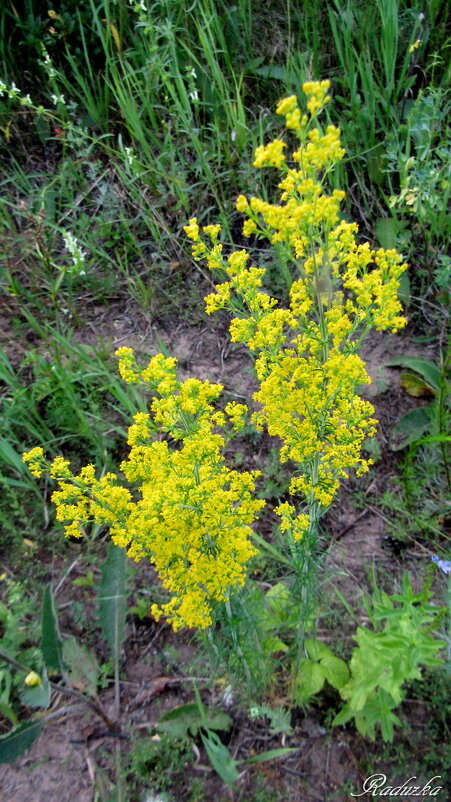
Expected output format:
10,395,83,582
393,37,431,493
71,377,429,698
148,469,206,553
41,584,64,673
62,637,99,696
97,544,127,664
0,721,43,764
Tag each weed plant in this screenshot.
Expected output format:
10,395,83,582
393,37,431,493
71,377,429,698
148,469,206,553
22,82,439,721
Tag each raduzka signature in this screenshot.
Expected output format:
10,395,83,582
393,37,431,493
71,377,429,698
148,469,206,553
351,774,443,797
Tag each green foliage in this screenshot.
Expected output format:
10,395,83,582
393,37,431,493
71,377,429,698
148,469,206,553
129,731,193,792
294,640,349,704
386,87,451,290
377,351,450,544
292,573,446,742
0,575,40,724
387,354,450,450
333,573,445,741
248,703,293,736
0,545,131,761
158,702,232,740
200,728,240,786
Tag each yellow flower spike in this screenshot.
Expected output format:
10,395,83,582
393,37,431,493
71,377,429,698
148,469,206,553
253,139,286,169
22,446,46,478
49,456,72,480
276,95,298,116
224,402,248,431
183,217,200,241
203,224,221,241
243,219,257,237
236,194,249,213
115,347,141,384
285,107,302,131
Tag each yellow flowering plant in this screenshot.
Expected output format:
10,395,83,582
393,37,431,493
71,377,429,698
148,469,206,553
24,356,264,632
23,81,407,695
185,79,406,558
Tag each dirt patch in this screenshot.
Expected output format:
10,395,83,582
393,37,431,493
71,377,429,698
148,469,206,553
0,711,96,802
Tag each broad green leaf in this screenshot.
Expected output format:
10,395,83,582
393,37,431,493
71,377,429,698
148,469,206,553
348,686,371,712
398,271,410,306
247,63,290,81
263,635,289,654
332,704,354,727
158,703,232,738
244,747,298,764
0,721,43,764
20,673,51,709
320,655,350,690
386,357,441,392
305,639,333,661
400,373,436,397
375,217,398,249
201,730,240,786
294,660,325,703
62,637,99,696
97,544,127,665
390,407,433,450
41,584,64,673
265,582,291,609
354,712,375,740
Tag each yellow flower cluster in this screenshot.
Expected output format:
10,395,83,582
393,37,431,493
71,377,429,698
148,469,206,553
185,81,407,537
253,139,286,169
25,353,263,631
22,446,46,478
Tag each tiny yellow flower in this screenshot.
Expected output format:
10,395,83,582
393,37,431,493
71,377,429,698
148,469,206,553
236,194,249,213
183,217,200,241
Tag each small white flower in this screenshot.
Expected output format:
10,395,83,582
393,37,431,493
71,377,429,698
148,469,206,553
124,146,135,166
8,82,20,98
51,93,66,106
62,230,87,276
